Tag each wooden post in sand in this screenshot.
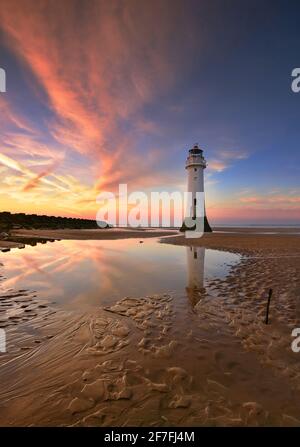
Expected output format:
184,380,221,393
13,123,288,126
265,288,273,325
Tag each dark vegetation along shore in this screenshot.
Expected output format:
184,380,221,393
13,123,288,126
0,211,109,251
0,211,109,232
0,211,177,251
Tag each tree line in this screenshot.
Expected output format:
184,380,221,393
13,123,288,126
0,211,109,233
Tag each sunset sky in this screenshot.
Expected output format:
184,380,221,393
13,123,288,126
0,0,300,225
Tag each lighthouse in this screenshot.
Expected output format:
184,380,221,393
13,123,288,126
180,144,212,234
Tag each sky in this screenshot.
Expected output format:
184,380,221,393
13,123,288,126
0,0,300,225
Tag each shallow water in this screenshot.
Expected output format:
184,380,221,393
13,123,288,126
0,238,240,309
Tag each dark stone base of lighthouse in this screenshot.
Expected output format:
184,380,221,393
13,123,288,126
180,215,212,233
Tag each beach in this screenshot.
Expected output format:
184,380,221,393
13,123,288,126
0,228,300,426
165,227,300,252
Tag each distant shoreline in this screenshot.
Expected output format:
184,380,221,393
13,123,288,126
0,228,177,251
1,226,300,252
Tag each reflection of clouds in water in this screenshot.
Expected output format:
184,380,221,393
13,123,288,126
0,239,240,309
0,240,161,305
0,241,114,298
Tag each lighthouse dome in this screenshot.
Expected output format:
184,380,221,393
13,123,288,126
189,144,203,155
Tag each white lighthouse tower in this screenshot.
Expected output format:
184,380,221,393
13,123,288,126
180,144,212,233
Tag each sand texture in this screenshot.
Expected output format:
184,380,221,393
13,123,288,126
0,228,300,426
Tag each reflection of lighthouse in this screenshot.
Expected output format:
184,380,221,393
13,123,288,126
186,246,205,306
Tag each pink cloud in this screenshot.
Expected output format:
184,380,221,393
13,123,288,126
239,194,300,206
209,206,300,222
207,149,248,173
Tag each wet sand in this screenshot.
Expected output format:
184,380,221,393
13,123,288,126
0,228,300,426
164,229,300,253
215,226,300,234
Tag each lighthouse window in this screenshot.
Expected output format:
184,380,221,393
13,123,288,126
194,168,197,172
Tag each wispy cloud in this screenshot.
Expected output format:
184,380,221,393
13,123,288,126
239,193,300,206
207,149,248,173
0,152,67,192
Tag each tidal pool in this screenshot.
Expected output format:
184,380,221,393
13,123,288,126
0,238,240,309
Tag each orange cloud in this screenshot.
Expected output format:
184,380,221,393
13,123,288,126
0,0,187,194
22,161,60,192
208,160,228,172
